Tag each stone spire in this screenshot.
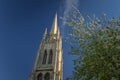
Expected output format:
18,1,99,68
29,13,63,80
50,13,58,34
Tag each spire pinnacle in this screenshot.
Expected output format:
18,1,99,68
50,13,58,34
42,28,47,40
44,28,47,35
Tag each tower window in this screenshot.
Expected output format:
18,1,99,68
48,49,53,64
37,73,42,80
44,72,50,80
42,50,47,64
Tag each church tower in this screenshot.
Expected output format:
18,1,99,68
29,14,63,80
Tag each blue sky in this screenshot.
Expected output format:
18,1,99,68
0,0,120,80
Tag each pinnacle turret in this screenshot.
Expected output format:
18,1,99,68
42,28,47,40
44,28,47,35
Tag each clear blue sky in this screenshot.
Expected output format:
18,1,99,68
0,0,120,80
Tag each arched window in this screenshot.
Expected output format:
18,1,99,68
37,73,42,80
48,49,53,64
44,72,50,80
42,50,47,64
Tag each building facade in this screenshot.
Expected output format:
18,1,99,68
29,14,63,80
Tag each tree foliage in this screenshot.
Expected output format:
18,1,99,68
63,7,120,80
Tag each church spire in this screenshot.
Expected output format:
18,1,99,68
29,13,63,80
50,13,58,34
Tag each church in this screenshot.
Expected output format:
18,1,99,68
29,14,63,80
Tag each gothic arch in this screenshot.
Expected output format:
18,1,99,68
42,50,47,64
44,72,50,80
48,49,53,64
37,73,42,80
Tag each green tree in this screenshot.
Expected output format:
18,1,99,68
63,7,120,80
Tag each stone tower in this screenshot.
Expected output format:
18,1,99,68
29,14,63,80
